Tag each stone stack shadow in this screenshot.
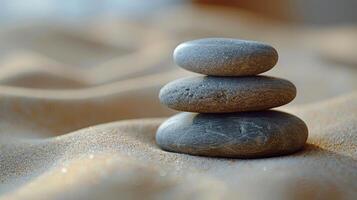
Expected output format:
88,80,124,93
156,38,308,158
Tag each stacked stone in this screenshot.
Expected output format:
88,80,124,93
156,38,308,158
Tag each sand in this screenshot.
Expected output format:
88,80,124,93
0,5,357,200
1,88,356,200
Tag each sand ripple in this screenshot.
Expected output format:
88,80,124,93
0,91,356,200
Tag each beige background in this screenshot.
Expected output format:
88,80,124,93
0,4,356,200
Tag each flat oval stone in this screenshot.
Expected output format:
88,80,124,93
159,76,296,113
174,38,278,76
156,111,308,158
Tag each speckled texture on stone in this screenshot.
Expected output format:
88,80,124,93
174,38,278,76
159,76,296,113
156,111,308,158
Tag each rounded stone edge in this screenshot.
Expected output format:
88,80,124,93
173,38,279,76
158,76,297,113
155,111,308,158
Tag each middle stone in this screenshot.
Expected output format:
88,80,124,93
159,76,296,113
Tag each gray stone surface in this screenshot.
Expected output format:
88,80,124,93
159,76,296,113
174,38,278,76
156,111,308,158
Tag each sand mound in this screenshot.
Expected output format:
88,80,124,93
1,91,356,200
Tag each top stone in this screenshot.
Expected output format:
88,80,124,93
174,38,278,76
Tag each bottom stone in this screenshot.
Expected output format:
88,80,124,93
156,111,308,158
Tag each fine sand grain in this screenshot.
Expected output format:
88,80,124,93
0,89,356,200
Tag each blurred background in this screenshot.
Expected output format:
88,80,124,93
0,0,356,104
